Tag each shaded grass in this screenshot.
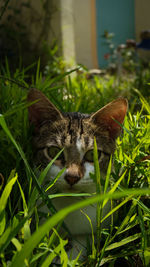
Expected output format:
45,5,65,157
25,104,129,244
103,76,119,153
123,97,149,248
0,61,150,266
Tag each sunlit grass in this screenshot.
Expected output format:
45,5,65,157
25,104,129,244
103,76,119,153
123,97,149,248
0,61,150,266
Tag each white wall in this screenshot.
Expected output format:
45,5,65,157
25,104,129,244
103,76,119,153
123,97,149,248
60,0,76,65
73,0,93,68
3,0,150,68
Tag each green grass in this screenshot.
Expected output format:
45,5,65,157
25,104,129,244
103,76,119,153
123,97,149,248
0,61,150,266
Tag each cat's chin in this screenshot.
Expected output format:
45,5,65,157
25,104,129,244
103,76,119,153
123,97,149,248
54,179,96,194
46,164,96,194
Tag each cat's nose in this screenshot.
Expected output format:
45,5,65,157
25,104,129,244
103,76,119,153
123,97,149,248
64,163,83,186
65,175,80,186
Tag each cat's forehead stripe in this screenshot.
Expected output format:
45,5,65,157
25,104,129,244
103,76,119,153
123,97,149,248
66,115,82,143
76,138,83,152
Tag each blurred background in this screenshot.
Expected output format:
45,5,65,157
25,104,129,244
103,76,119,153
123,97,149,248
0,0,150,71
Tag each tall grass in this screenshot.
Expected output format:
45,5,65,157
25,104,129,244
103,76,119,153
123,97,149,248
0,61,150,266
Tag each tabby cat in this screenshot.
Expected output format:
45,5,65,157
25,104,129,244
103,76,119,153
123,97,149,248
28,88,128,258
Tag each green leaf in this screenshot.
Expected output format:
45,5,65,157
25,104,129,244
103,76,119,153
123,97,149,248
81,209,96,258
138,206,147,253
0,174,18,214
124,154,135,164
11,238,22,251
0,173,17,236
28,150,65,210
45,167,66,192
135,199,150,215
17,181,28,213
0,210,5,237
0,115,56,218
93,137,101,194
106,233,141,251
0,216,28,254
101,195,132,223
0,115,30,176
48,193,92,199
103,170,127,208
144,248,150,266
109,199,138,244
134,88,150,114
11,188,150,266
41,240,68,267
104,155,112,194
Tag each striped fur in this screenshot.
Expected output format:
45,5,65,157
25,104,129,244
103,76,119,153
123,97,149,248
28,88,128,258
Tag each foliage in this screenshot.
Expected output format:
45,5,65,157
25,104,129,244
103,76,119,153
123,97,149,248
0,0,58,70
102,30,150,80
0,60,150,266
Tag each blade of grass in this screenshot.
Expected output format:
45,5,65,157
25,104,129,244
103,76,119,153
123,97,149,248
45,168,65,192
0,173,18,236
48,192,92,199
104,155,112,194
134,88,150,114
28,150,65,210
0,114,30,177
101,195,132,223
81,209,96,258
11,238,22,252
93,137,102,254
98,234,110,265
105,233,141,251
138,206,147,265
41,239,68,267
0,216,28,254
35,58,42,86
100,248,143,266
103,170,127,208
0,115,56,216
109,198,138,244
17,181,31,241
11,188,150,266
0,174,18,214
135,199,150,215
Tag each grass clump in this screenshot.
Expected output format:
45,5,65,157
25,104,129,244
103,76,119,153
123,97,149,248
0,60,150,266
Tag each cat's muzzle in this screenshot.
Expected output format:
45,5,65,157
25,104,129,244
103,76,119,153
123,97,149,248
64,175,81,186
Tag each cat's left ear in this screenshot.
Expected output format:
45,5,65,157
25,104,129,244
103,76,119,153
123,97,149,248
90,98,128,139
27,88,63,129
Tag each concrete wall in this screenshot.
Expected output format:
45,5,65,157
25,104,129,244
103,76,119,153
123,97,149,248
135,0,150,41
59,0,97,68
0,0,62,57
24,0,62,51
60,0,76,65
59,0,98,68
135,0,150,61
73,0,93,68
2,0,150,68
59,0,150,68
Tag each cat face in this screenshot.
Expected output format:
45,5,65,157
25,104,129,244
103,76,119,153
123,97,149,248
28,89,128,193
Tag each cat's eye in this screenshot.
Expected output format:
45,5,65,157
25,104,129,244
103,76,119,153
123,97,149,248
84,150,101,163
47,146,63,160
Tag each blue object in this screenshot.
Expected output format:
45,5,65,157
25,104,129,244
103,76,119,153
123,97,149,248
137,39,150,50
95,0,135,67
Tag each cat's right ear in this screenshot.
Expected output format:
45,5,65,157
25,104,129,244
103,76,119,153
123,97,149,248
90,98,128,139
27,88,63,129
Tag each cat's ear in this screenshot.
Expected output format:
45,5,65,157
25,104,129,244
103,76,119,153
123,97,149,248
27,88,63,128
90,98,128,139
